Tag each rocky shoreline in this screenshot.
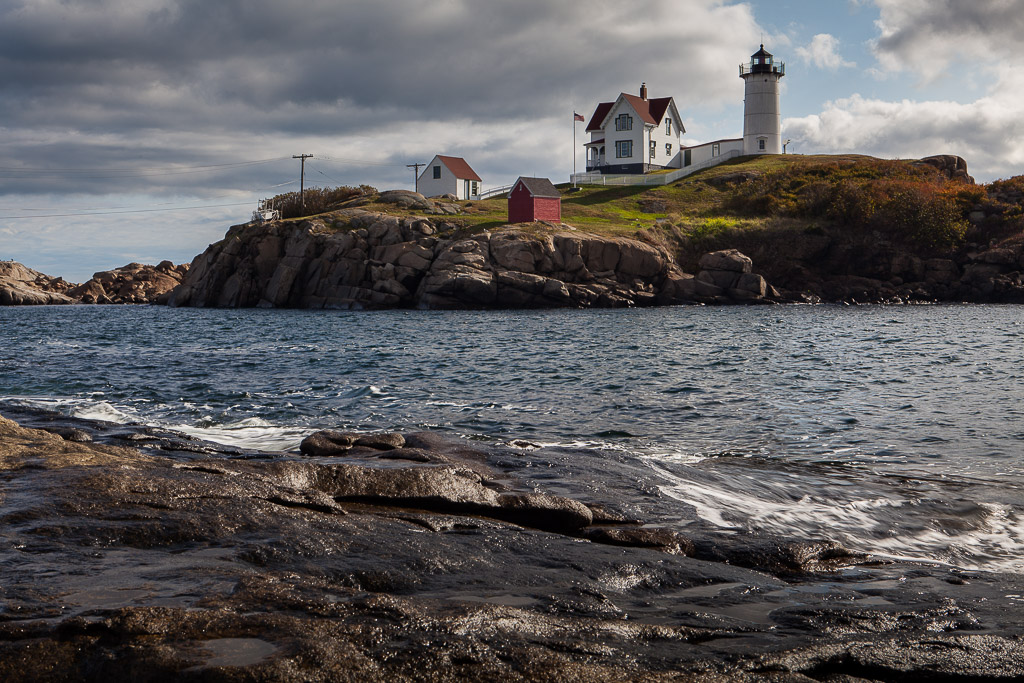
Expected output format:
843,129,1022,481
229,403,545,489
9,175,1024,309
1,406,1023,681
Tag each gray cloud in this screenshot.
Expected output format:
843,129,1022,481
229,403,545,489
872,0,1024,75
0,0,761,199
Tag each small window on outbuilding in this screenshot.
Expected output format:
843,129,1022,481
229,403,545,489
433,166,441,179
712,143,720,156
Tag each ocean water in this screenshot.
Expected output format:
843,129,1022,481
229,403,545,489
2,304,1024,572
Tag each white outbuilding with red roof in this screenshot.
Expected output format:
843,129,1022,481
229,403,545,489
417,155,482,200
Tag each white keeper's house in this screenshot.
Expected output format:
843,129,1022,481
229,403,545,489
582,45,785,178
584,83,684,175
417,155,482,200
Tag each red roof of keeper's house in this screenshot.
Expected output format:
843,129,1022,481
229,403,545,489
586,102,614,132
587,94,674,131
436,155,481,182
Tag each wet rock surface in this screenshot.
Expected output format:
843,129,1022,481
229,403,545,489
2,406,1024,681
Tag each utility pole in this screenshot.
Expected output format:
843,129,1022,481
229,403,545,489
293,154,313,212
406,163,425,193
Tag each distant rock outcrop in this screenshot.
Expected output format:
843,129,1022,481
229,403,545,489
168,210,775,310
0,261,76,305
69,261,189,304
0,260,189,306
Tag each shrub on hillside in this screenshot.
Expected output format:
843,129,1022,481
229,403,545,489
969,176,1024,243
270,185,377,219
725,159,969,248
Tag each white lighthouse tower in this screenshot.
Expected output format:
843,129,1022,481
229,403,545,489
740,44,785,155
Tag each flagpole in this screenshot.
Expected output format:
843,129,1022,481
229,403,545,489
573,113,577,188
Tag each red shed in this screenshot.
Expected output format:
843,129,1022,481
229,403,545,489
508,177,561,224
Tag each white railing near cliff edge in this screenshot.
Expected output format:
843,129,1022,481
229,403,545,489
569,150,742,187
472,184,514,200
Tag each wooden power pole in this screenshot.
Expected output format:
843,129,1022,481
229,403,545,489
293,154,313,211
406,162,425,193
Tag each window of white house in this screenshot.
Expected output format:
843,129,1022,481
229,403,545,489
758,139,766,151
712,143,720,157
615,114,632,131
649,140,656,158
432,166,441,179
665,143,672,156
615,140,632,158
471,181,478,195
665,118,672,135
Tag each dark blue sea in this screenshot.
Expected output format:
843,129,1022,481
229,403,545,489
2,304,1023,572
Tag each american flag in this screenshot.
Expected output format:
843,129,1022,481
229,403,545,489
574,112,585,122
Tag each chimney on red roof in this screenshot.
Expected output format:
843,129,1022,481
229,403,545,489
640,82,648,100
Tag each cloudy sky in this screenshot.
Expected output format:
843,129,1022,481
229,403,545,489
3,0,1023,281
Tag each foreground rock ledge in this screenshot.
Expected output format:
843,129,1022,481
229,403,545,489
2,412,1024,681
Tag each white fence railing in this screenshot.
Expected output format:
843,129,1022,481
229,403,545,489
472,184,514,200
570,150,742,187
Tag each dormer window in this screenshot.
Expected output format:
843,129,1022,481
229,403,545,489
616,114,633,131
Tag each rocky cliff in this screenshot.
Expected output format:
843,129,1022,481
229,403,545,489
169,206,771,310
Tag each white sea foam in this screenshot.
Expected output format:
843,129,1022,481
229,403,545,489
172,418,308,451
647,460,1024,573
72,402,138,424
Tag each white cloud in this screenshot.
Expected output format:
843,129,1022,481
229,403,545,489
782,1,1024,182
783,66,1024,182
795,34,855,70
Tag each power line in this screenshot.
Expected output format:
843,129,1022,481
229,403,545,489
0,157,292,176
315,155,409,168
0,201,256,220
309,165,345,186
0,180,298,214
